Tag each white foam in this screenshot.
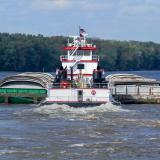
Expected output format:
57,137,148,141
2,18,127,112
17,102,130,120
70,143,85,147
0,150,16,155
33,102,128,115
149,137,157,140
70,141,118,148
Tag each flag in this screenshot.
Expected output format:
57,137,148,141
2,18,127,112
79,27,87,37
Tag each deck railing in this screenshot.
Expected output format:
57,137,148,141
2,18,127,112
92,55,99,61
111,85,160,96
60,55,99,61
52,82,108,89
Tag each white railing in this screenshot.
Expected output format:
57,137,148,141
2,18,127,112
60,55,99,61
92,55,99,61
111,85,160,96
52,82,108,89
60,55,68,61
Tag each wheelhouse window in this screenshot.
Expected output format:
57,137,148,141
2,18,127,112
77,64,85,69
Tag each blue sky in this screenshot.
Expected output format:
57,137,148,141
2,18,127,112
0,0,160,42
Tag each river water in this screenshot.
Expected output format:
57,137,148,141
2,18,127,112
0,71,160,160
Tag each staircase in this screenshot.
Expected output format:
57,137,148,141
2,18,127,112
68,45,83,74
70,46,79,56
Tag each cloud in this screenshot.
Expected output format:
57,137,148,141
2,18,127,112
119,0,160,16
32,0,72,10
80,0,113,11
32,0,113,11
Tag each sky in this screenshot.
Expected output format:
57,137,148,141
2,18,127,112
0,0,160,43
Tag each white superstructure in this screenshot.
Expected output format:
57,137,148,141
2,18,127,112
60,34,98,80
44,28,111,107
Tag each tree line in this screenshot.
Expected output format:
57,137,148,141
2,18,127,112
0,32,160,72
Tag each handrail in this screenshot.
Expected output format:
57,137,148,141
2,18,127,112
70,46,79,56
52,82,108,89
60,55,99,61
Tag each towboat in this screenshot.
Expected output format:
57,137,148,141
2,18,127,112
0,28,112,106
43,28,111,107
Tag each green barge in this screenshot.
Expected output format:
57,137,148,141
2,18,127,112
0,72,54,104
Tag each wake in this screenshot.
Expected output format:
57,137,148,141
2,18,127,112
32,102,129,116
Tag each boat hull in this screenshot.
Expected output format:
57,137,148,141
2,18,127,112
42,101,107,107
44,88,110,107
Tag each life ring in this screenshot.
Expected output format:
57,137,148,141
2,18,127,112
91,90,96,95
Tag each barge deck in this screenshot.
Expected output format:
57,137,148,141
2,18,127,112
107,74,160,104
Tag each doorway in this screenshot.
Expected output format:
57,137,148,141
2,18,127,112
77,90,83,102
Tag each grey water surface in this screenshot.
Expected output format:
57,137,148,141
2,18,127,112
0,71,160,160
